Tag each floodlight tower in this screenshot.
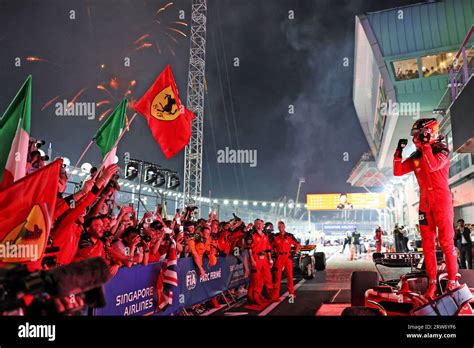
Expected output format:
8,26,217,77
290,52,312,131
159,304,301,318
183,0,207,206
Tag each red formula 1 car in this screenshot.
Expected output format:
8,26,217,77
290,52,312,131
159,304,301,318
343,252,474,316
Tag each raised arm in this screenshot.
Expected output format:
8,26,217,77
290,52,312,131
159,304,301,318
421,143,449,172
393,139,414,176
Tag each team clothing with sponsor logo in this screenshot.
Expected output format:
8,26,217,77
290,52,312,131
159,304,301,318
187,233,217,270
245,230,273,304
272,232,299,297
394,141,457,281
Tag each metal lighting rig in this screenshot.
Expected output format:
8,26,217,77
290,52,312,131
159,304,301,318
183,0,207,207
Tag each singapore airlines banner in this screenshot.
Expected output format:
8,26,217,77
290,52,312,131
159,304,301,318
93,251,250,316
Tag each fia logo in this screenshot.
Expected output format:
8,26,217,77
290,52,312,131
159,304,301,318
186,270,197,290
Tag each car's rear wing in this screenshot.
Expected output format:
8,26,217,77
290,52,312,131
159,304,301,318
299,245,317,252
373,251,444,268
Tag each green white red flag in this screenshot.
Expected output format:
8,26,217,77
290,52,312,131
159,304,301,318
0,76,32,190
94,98,127,168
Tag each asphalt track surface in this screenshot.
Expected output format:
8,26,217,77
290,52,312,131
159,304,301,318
211,247,410,316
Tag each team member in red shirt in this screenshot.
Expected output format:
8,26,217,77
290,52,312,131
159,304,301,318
50,164,118,265
374,226,383,253
272,221,300,301
245,219,274,304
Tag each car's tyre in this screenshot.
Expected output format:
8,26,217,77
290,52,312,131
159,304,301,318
341,306,382,316
351,271,379,306
459,269,474,287
314,252,326,271
300,255,314,279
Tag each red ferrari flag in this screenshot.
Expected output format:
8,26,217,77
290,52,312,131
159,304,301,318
0,159,61,263
134,65,194,159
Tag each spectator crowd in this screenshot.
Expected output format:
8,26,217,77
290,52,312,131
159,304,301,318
9,137,306,313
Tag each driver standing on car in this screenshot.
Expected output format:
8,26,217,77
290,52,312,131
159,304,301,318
394,118,459,299
272,221,300,301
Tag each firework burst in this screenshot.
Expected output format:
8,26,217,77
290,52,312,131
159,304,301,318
41,87,88,112
130,1,188,57
95,77,138,129
26,56,62,68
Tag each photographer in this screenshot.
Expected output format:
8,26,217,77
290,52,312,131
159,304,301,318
111,226,149,267
455,219,472,269
111,205,137,238
26,150,48,175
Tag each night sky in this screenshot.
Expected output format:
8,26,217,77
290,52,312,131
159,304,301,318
0,0,421,202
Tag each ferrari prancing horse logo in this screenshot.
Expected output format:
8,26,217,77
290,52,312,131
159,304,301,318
151,86,182,121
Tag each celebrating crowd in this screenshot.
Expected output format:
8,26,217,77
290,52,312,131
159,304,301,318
15,137,305,312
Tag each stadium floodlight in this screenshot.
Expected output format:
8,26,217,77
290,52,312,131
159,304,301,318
224,200,229,205
279,203,284,207
262,202,267,207
243,201,248,205
62,157,71,167
271,203,276,207
80,162,92,173
153,171,166,188
253,202,257,206
213,199,218,203
233,200,238,205
144,165,159,185
124,161,139,180
296,204,301,208
167,173,180,190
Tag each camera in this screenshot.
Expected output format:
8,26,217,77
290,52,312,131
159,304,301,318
41,255,57,269
35,139,46,149
106,175,120,191
140,234,152,243
187,205,197,212
232,213,241,221
103,231,113,239
29,137,46,149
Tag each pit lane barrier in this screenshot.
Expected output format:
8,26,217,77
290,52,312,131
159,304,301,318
92,251,251,316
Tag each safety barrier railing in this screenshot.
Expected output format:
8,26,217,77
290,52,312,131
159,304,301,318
449,25,474,101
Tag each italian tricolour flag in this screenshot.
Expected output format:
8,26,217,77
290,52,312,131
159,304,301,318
94,98,127,168
0,76,32,191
